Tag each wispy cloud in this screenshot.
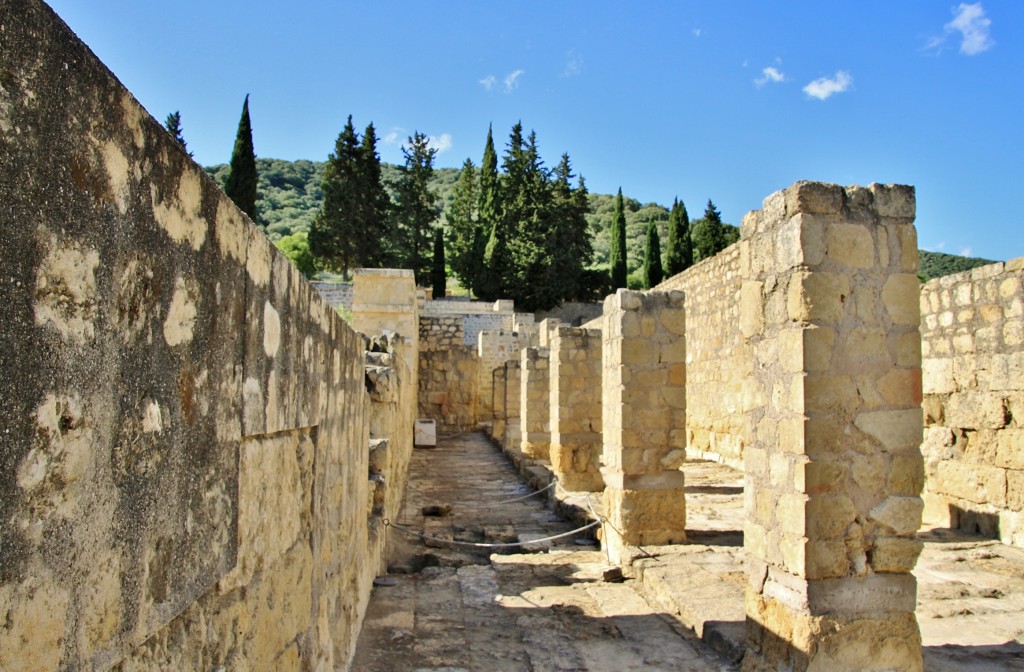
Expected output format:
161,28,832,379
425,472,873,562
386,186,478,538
925,3,994,55
947,3,994,55
925,241,948,252
755,66,786,88
383,127,405,145
960,246,973,257
427,133,453,154
504,69,524,92
803,70,852,100
479,75,496,91
691,28,702,38
562,50,583,77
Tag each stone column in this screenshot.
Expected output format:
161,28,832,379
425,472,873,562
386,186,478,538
491,364,508,442
740,182,924,672
550,327,604,491
477,330,522,422
503,360,522,451
520,347,551,460
601,289,687,564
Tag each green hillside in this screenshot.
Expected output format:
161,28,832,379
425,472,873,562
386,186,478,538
208,158,993,282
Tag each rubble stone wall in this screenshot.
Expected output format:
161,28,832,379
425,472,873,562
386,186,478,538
549,327,603,491
418,346,479,432
658,245,748,468
920,258,1024,546
0,4,416,669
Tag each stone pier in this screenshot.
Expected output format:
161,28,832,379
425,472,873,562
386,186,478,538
503,359,522,450
549,327,604,491
741,182,924,671
601,290,688,564
520,347,551,460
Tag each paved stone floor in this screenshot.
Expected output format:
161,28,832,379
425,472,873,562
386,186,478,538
352,432,1024,671
351,432,732,671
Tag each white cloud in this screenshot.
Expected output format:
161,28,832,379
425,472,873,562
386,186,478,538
755,66,786,88
803,70,853,100
479,74,496,91
562,50,583,77
504,69,524,93
427,133,453,154
946,3,994,55
383,127,404,145
960,246,973,257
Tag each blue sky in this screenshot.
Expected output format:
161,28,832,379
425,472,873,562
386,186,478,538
47,1,1022,261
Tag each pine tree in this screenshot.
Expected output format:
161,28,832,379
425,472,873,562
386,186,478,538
355,122,392,267
224,95,258,220
447,158,481,295
609,188,628,289
309,115,361,277
431,227,446,299
665,197,693,275
392,131,439,282
692,199,727,262
643,219,664,289
164,111,192,157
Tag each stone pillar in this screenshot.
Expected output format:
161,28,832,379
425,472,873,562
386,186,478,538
539,317,561,347
601,289,687,564
352,269,419,379
520,347,551,460
503,360,522,451
550,327,604,491
491,364,508,442
477,330,522,422
740,182,924,672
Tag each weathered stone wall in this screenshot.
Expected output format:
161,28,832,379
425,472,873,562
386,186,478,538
419,315,465,351
0,4,415,668
920,258,1024,546
740,182,924,671
418,346,479,432
535,301,605,327
550,327,604,491
477,330,523,422
658,245,748,468
520,347,552,460
311,280,354,313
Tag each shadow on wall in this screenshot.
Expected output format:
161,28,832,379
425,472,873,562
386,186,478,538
949,505,1001,539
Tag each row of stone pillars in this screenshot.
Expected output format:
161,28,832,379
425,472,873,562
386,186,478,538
494,182,926,671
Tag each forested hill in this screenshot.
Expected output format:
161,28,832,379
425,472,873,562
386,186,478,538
206,158,994,282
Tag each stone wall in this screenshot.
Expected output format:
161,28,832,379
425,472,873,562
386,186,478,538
311,280,354,313
0,4,415,668
419,316,465,351
658,244,748,468
477,330,523,421
418,346,479,432
549,327,603,491
920,258,1024,546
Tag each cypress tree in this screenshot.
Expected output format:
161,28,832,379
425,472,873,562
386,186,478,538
665,197,693,275
609,188,628,289
309,115,361,277
355,122,392,267
692,198,727,262
392,131,439,283
550,154,593,303
431,227,446,299
447,158,481,294
164,111,192,157
476,126,503,300
224,95,258,220
643,219,664,289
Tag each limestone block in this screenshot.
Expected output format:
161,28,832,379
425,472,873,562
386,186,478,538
788,272,850,324
785,181,844,215
867,496,923,537
604,486,686,546
922,358,954,395
870,183,916,219
827,223,875,270
887,455,925,497
740,281,764,338
944,391,1008,430
853,408,923,452
1000,510,1024,546
806,540,850,579
806,495,857,540
934,460,1007,507
1005,470,1024,511
804,460,850,496
881,274,921,326
994,429,1024,470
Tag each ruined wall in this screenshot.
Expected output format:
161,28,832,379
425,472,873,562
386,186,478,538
658,245,748,468
419,315,465,350
477,330,523,422
549,327,603,491
418,346,478,432
310,280,354,314
0,4,414,668
920,258,1024,546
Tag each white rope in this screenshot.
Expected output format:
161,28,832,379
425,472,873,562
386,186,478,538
477,480,555,507
385,518,601,549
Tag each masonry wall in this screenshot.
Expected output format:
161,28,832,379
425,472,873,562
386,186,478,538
311,280,354,314
920,258,1024,546
658,245,748,468
418,346,479,431
0,4,414,668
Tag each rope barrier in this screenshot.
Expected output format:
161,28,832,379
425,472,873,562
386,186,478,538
384,517,601,549
477,480,555,507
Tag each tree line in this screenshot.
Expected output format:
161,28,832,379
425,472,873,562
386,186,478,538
171,99,742,309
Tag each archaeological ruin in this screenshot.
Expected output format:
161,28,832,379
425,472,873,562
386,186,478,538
2,1,1023,670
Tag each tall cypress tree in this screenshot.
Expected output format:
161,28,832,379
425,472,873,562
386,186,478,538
609,188,628,289
355,122,392,267
665,197,693,276
550,154,592,303
431,228,446,299
392,131,439,282
447,158,481,294
164,111,192,157
643,219,664,289
309,115,361,277
224,95,258,220
477,126,503,300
